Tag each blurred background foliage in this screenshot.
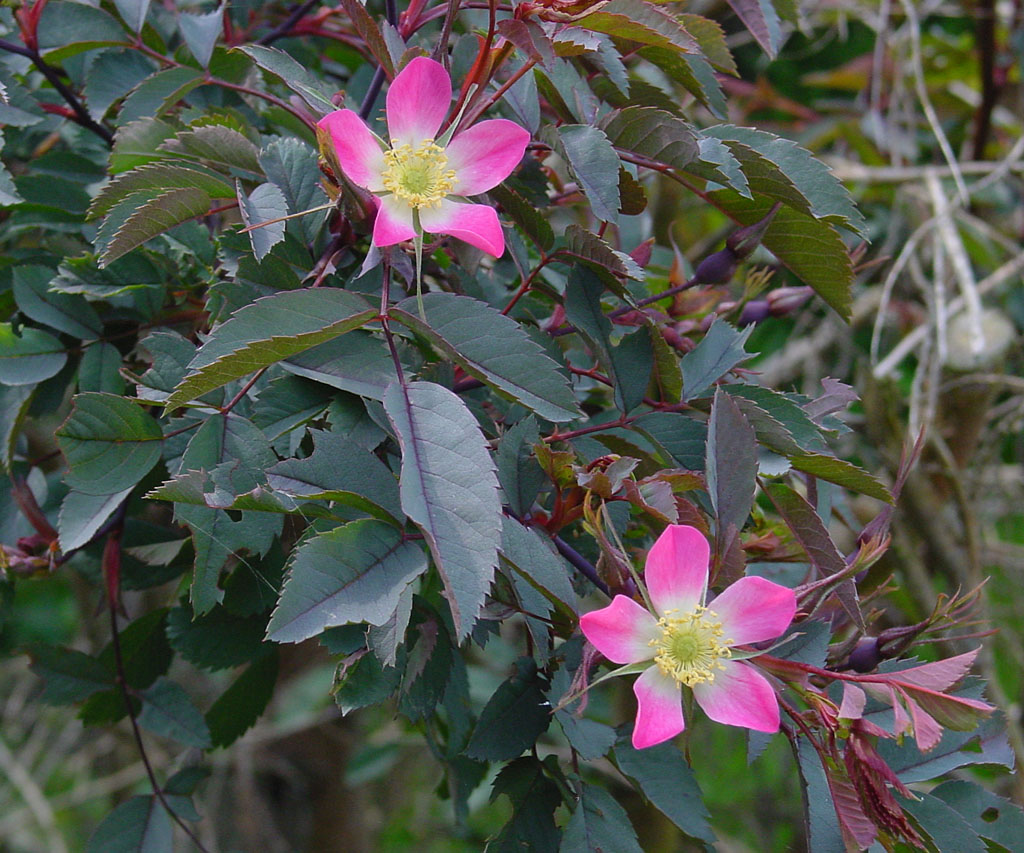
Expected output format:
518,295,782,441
0,0,1022,850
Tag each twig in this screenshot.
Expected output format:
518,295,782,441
552,535,610,596
258,0,321,46
0,39,113,145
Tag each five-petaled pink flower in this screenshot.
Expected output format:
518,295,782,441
579,525,797,749
317,56,530,257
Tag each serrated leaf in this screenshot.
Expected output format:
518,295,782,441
282,330,398,400
707,192,854,319
880,715,1013,783
640,48,727,119
109,118,177,174
685,135,750,195
495,418,546,518
80,342,127,394
112,0,151,33
86,796,172,853
901,792,987,853
0,383,35,470
707,388,756,545
489,182,553,251
95,187,211,266
259,137,329,242
266,428,402,522
161,125,262,176
119,67,204,125
167,288,376,407
338,0,396,78
0,323,66,385
391,293,580,422
613,740,716,843
577,0,698,55
487,757,562,852
680,318,752,400
137,677,212,748
556,125,621,224
703,125,865,235
12,265,102,339
930,781,1024,850
206,647,278,748
268,519,427,643
89,163,233,219
500,516,578,612
633,412,707,470
237,180,287,261
466,658,551,760
0,160,24,206
27,644,114,704
560,781,644,853
165,605,266,670
795,738,847,853
600,106,699,171
56,393,163,495
58,487,133,552
234,45,337,115
563,225,644,281
678,13,736,74
38,3,127,61
789,453,892,503
725,0,783,57
179,5,223,67
384,380,502,639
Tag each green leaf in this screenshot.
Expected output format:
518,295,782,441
0,383,36,470
384,380,503,639
680,320,752,400
633,412,707,470
640,48,727,120
79,342,127,394
259,137,329,243
89,163,234,219
137,677,212,748
167,288,375,407
268,519,428,643
56,392,163,495
613,740,716,843
391,293,580,422
495,418,546,518
338,0,397,79
795,737,847,853
500,516,578,612
556,125,621,224
27,644,114,705
179,5,223,67
265,428,402,522
707,192,854,319
206,647,279,748
161,124,262,176
58,487,133,552
488,757,562,852
931,780,1024,851
333,649,402,713
678,13,736,73
95,187,211,267
112,0,151,33
879,715,1013,782
600,106,699,171
577,0,698,55
282,330,398,401
788,453,892,503
707,388,756,542
166,605,267,670
237,180,287,261
38,3,128,61
0,323,67,385
466,658,551,761
702,125,865,235
0,161,24,206
119,67,204,125
563,224,644,281
234,45,337,115
12,265,102,338
86,796,172,853
109,118,177,174
725,0,783,58
488,182,553,252
901,792,987,853
560,781,644,853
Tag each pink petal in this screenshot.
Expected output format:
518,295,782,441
418,199,505,256
372,195,416,247
632,666,684,749
692,660,780,732
386,56,451,147
579,595,659,664
709,576,796,647
317,109,385,192
445,120,531,196
645,525,709,616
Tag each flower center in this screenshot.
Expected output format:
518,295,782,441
651,607,732,687
381,139,456,209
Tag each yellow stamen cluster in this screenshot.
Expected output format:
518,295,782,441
381,139,456,209
650,606,732,687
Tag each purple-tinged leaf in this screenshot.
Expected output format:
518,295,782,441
724,0,783,57
706,389,756,549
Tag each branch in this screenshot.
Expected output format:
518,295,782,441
258,0,321,46
0,39,114,145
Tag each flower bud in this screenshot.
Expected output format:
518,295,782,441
847,636,882,672
694,247,738,284
726,202,780,259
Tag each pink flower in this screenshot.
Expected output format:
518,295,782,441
317,56,530,257
579,525,797,749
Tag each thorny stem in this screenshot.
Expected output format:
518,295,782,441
0,39,114,145
106,520,212,853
